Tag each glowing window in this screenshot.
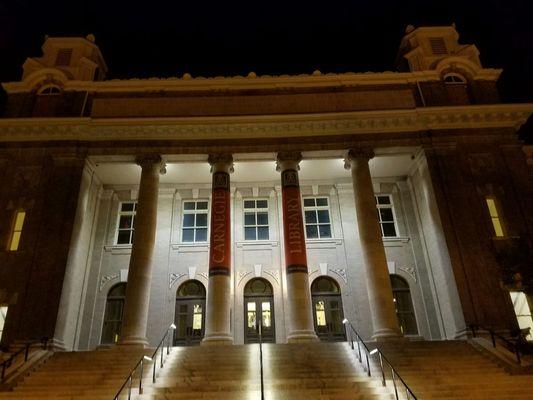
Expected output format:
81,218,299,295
101,283,126,344
444,73,467,84
303,197,332,239
486,198,504,237
116,202,137,244
315,301,327,326
247,302,257,329
244,199,269,240
192,304,203,330
182,200,208,242
510,292,533,341
9,211,26,251
0,306,7,341
375,195,398,238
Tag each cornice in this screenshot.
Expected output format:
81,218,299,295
0,104,532,143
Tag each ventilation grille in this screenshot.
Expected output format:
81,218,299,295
55,48,73,66
429,38,448,55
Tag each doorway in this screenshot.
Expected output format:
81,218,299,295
311,276,346,341
244,278,276,343
174,280,206,346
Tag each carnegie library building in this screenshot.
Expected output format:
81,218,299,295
0,25,533,399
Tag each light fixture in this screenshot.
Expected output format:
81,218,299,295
369,348,378,355
342,318,349,324
143,355,153,362
170,323,177,329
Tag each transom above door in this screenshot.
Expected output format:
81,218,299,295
244,278,276,343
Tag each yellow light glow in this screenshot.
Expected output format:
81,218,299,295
485,198,498,218
9,211,26,251
485,198,504,237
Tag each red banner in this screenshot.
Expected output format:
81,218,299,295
281,169,308,274
209,172,231,276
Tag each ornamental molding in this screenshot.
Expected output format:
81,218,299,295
99,273,119,291
238,270,252,285
263,269,280,284
169,273,187,289
398,266,417,283
0,104,532,143
331,268,348,284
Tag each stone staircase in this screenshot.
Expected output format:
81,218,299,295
376,340,533,399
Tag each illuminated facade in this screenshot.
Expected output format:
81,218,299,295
0,26,532,350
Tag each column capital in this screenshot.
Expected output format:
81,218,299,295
276,151,302,172
208,153,234,174
135,154,166,174
343,148,375,169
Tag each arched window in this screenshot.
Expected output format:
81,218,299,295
174,280,206,346
37,85,62,95
311,276,345,341
101,283,126,344
177,280,206,298
443,73,467,84
390,275,418,335
311,276,341,294
244,278,275,343
244,278,273,296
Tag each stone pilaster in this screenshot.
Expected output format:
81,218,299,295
344,149,401,340
120,154,165,346
202,154,234,345
276,151,318,343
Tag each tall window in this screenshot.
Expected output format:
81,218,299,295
101,283,126,344
182,200,208,242
244,199,269,240
510,292,533,341
303,197,332,239
0,306,7,341
390,275,418,335
376,195,398,238
9,211,26,251
116,202,137,245
485,198,504,237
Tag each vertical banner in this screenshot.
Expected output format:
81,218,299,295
281,169,308,274
209,171,231,276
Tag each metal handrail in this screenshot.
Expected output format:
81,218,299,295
469,324,523,365
113,324,176,400
343,319,417,400
258,323,265,400
1,337,49,381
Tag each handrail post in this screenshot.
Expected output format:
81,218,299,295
365,351,371,377
391,366,399,400
24,343,30,361
139,359,144,394
167,329,171,355
127,375,132,400
357,340,362,363
378,352,386,386
160,346,163,368
152,355,157,384
490,331,496,347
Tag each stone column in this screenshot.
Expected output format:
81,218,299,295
202,154,234,345
120,155,165,346
277,152,318,343
344,149,401,340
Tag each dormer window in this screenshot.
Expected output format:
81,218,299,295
444,73,467,84
38,85,62,95
55,48,73,66
429,37,448,55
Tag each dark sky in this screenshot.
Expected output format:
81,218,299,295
1,0,532,103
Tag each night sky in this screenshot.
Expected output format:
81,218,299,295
1,0,532,104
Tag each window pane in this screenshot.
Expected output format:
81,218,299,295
193,304,203,330
9,231,21,251
183,214,195,227
244,213,256,226
319,224,332,238
316,198,328,207
379,208,394,222
492,218,504,237
304,198,315,207
195,228,207,242
257,226,269,240
306,225,318,238
117,230,131,244
182,229,194,242
262,302,272,328
305,210,317,223
256,212,268,225
382,223,397,237
196,213,208,227
244,200,255,209
315,301,326,326
196,201,208,210
256,200,268,208
121,203,134,212
14,212,26,231
377,196,391,205
119,215,133,229
245,227,256,240
486,198,498,218
105,300,124,321
183,202,195,210
317,210,330,223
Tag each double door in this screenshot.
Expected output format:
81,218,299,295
244,296,275,343
174,298,205,346
312,295,346,341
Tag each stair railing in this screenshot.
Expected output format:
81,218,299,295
469,324,523,365
343,319,417,400
1,337,49,382
113,323,176,400
257,322,265,400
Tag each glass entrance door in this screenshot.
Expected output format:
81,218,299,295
312,296,346,341
174,299,205,346
245,297,275,343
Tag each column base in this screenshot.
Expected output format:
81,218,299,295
287,330,319,343
119,335,149,347
372,328,403,342
201,333,233,346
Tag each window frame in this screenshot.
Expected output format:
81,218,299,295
115,201,137,245
243,198,270,241
181,199,209,243
8,210,26,251
303,196,333,240
375,194,399,238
